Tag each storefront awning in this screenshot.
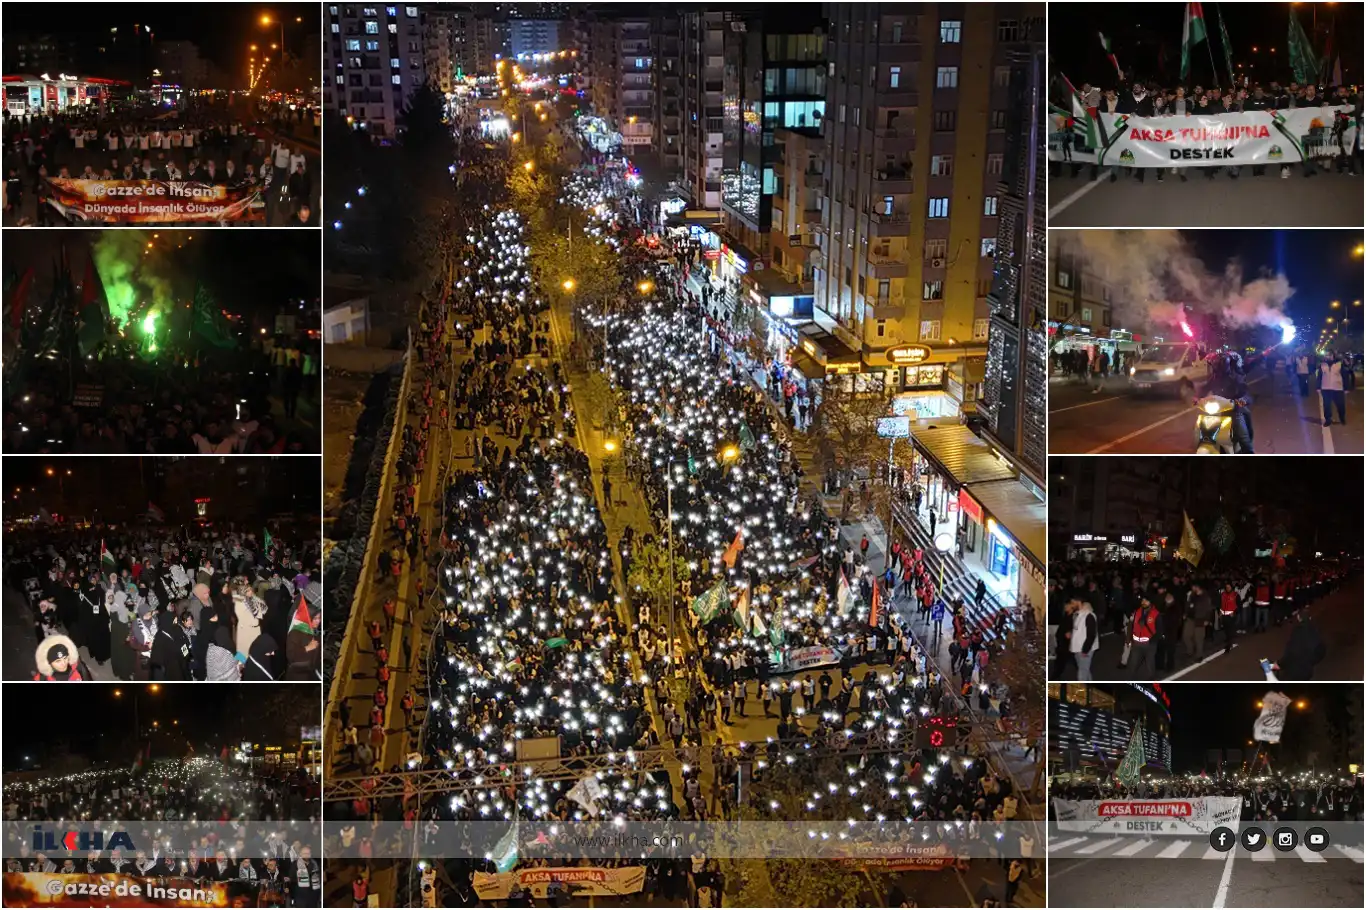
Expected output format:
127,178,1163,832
964,477,1046,570
909,424,1017,486
793,322,861,367
666,209,722,227
788,349,826,381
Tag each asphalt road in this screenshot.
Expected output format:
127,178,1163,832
1049,832,1364,908
1047,369,1365,454
1048,167,1364,227
1052,579,1364,683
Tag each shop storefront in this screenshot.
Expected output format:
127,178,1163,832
1068,531,1157,562
2,74,127,114
866,345,986,420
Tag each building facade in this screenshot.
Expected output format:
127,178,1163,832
589,14,655,151
509,18,560,59
980,33,1047,482
678,9,725,209
324,3,427,138
423,6,464,93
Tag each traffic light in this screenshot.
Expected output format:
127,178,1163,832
915,715,958,749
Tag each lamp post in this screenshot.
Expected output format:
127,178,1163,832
933,530,953,640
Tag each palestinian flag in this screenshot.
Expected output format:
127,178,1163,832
1181,2,1208,81
1098,32,1123,80
147,501,165,522
288,594,315,636
101,540,117,572
721,529,744,569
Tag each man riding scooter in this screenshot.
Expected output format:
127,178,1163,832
1199,353,1255,453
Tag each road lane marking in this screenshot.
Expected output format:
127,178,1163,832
1161,647,1234,681
1213,843,1238,908
1336,844,1365,862
1251,846,1276,862
1049,176,1106,220
1295,845,1327,863
1076,837,1121,854
1087,407,1191,453
1115,838,1154,856
1201,845,1226,860
1156,840,1192,858
1048,394,1125,414
1049,836,1087,850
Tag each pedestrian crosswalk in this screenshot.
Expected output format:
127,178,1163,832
1049,835,1366,862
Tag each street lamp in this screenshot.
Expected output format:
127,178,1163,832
523,160,535,172
719,444,740,463
562,278,577,292
638,280,654,295
603,439,618,453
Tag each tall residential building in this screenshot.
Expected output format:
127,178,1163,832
718,7,826,264
509,18,561,59
153,41,207,89
3,33,80,77
678,9,725,209
423,6,461,93
324,3,427,139
472,6,511,75
980,35,1047,481
652,10,683,176
589,14,654,151
814,4,1043,421
1047,233,1119,353
769,127,824,291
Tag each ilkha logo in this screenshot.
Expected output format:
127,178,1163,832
31,826,136,853
1268,145,1284,160
1119,149,1136,165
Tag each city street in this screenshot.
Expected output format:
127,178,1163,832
1048,170,1364,228
1049,839,1364,908
1048,370,1365,454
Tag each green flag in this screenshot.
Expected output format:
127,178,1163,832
1216,6,1236,91
687,452,697,475
191,283,238,350
1180,2,1208,82
690,581,729,624
544,636,569,649
492,821,519,873
1287,8,1319,86
263,528,274,556
1116,722,1146,788
738,421,756,452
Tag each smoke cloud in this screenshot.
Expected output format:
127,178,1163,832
89,233,180,331
1066,230,1296,337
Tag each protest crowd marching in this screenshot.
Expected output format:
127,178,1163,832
4,757,322,906
1049,556,1353,681
3,98,318,226
325,114,1042,909
6,524,321,682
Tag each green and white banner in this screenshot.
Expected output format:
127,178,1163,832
1050,105,1358,167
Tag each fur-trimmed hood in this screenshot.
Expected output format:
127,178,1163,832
35,633,79,677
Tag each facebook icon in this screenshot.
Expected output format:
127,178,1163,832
1209,826,1236,852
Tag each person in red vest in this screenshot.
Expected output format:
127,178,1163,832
352,871,369,908
1128,598,1161,679
1253,576,1272,632
1219,583,1240,651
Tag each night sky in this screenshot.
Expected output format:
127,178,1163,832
1184,229,1364,352
2,456,321,522
1051,2,1363,90
2,685,314,770
1161,683,1360,772
2,3,320,75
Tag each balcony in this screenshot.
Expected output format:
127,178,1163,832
877,88,918,107
869,300,906,320
873,166,913,194
868,209,913,236
874,126,916,150
868,256,909,279
878,40,921,64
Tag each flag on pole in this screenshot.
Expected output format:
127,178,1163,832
1253,691,1291,743
868,578,882,629
722,529,744,569
733,583,751,631
146,501,165,523
77,254,107,357
1116,722,1146,788
8,266,34,333
288,594,315,636
1176,511,1204,567
1215,6,1237,91
690,580,730,623
1098,32,1124,80
738,421,756,452
1287,8,1319,85
1181,2,1208,81
750,607,768,638
101,540,117,572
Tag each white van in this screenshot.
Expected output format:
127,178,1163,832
1128,342,1210,397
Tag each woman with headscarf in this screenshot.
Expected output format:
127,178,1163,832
78,572,111,666
105,576,135,681
149,612,191,681
205,626,241,681
130,602,158,680
243,634,279,681
232,584,264,660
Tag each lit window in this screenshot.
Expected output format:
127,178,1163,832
923,281,944,301
973,318,990,341
981,238,997,257
392,74,402,84
919,320,942,342
331,23,340,33
889,66,901,89
346,39,361,51
936,66,958,89
406,6,418,16
930,155,953,177
390,57,400,68
928,197,949,218
366,40,379,51
939,20,961,43
365,20,379,34
984,196,999,216
389,23,398,33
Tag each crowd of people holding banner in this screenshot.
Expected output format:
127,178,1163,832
1051,772,1362,823
6,524,321,682
3,757,322,905
2,101,316,226
1049,556,1351,680
1052,77,1363,179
